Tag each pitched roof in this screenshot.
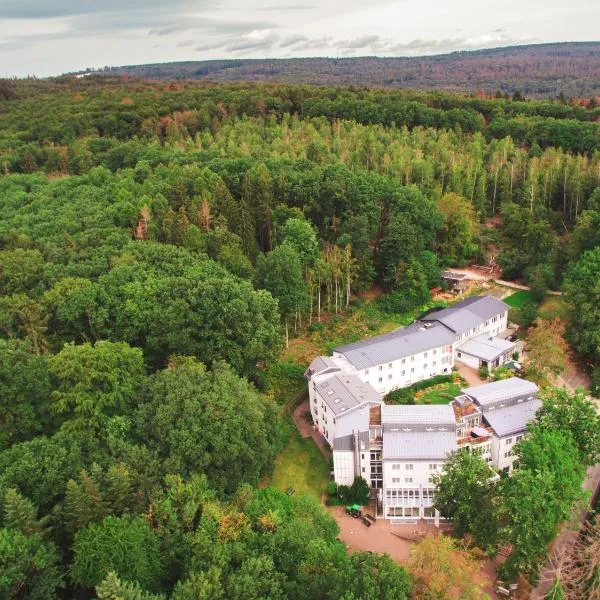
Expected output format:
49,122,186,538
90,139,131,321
381,404,456,427
304,355,341,379
334,321,455,370
462,377,538,409
422,295,508,334
457,334,515,361
315,373,382,416
483,399,542,437
383,431,457,460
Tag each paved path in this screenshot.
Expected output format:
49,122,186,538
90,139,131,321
292,398,332,460
448,268,562,296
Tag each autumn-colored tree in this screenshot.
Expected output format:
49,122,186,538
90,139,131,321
525,318,569,386
407,534,489,599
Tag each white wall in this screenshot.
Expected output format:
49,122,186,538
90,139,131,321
491,432,523,473
455,351,481,369
333,451,355,485
352,344,453,395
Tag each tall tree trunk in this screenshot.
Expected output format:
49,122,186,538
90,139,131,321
285,318,289,349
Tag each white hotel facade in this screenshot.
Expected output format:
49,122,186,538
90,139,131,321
306,296,541,521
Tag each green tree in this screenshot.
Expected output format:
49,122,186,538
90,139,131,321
255,242,306,347
0,339,53,450
49,341,145,430
95,572,165,600
498,425,584,578
563,247,600,361
537,387,600,466
71,515,164,592
135,359,278,493
436,192,478,264
281,218,319,268
227,556,285,600
432,449,498,549
0,528,63,600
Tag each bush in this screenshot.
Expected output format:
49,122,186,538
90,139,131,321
479,366,489,379
327,477,370,506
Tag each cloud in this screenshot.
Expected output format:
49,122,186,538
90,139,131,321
336,35,382,50
279,34,308,48
176,40,194,48
225,31,279,53
0,0,203,19
195,40,228,52
257,4,315,10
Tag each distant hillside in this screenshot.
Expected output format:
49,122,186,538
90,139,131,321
100,42,600,98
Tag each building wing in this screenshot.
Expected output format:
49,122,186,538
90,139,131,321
383,431,457,460
482,399,542,437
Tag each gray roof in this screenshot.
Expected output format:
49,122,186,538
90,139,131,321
383,431,457,460
333,430,369,452
334,321,455,370
483,399,542,437
422,295,508,334
381,404,456,427
457,335,515,362
333,434,353,452
305,355,341,379
316,373,382,416
462,377,538,409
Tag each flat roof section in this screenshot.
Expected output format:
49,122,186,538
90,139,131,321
381,404,456,427
383,431,457,460
457,334,515,362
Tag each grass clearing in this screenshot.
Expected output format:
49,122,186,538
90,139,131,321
503,290,534,308
270,420,330,500
418,382,462,405
538,295,568,321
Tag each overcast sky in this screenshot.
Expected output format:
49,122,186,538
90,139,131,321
0,0,597,77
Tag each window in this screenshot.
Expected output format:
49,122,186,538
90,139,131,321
405,464,413,471
365,369,369,375
423,363,428,369
411,368,415,373
379,365,383,371
516,435,523,443
362,467,366,472
401,370,406,376
392,477,400,483
504,451,512,458
388,363,393,368
388,374,392,380
327,390,334,395
429,464,439,471
432,361,436,366
361,453,365,459
401,359,406,365
433,349,437,355
378,377,383,383
424,352,428,358
392,464,401,470
405,477,413,484
506,438,513,445
411,356,415,362
457,352,462,358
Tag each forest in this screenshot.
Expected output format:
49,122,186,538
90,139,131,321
0,76,600,598
101,42,600,99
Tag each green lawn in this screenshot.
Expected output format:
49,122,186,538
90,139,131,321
269,421,330,500
417,382,462,405
503,290,535,308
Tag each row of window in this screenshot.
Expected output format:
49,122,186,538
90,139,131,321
365,348,448,376
385,488,435,499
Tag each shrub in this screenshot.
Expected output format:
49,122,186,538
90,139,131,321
479,366,489,379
